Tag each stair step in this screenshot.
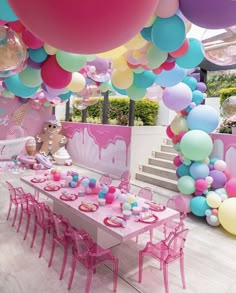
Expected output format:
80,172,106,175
154,151,176,161
149,157,176,170
163,138,173,146
160,144,177,154
135,172,178,192
142,164,177,181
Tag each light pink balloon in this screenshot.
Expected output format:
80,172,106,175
156,0,179,18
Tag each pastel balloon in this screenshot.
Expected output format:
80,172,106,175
162,82,192,111
192,90,204,105
155,0,179,18
56,51,87,72
22,29,44,49
190,162,209,179
206,215,220,227
195,179,208,192
187,105,220,133
19,66,42,87
177,175,196,195
225,178,236,197
196,82,207,93
209,170,227,190
206,191,222,208
28,47,48,63
170,115,188,135
182,76,197,91
134,71,156,88
169,38,189,58
155,64,187,87
44,43,57,55
0,0,18,21
177,164,190,177
8,0,158,53
126,84,146,101
67,72,86,92
152,14,186,52
146,45,168,69
190,196,210,217
179,0,236,29
218,198,236,235
180,130,213,161
111,69,134,89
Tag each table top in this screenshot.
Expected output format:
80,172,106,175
21,175,180,242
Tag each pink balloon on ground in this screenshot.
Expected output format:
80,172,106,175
156,0,179,18
225,178,236,197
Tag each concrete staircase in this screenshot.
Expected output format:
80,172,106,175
135,138,179,192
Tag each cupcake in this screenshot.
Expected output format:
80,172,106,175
53,147,71,165
25,138,36,156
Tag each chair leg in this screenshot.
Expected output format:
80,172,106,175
23,215,31,240
6,202,12,220
12,205,18,227
163,263,169,293
39,230,47,258
113,259,118,292
180,255,186,289
59,246,68,280
136,235,139,243
138,252,143,283
17,208,23,232
68,256,77,290
48,239,56,267
85,269,93,293
31,220,38,248
149,229,153,243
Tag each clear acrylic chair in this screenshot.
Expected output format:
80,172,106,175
117,180,130,193
68,229,118,293
5,181,33,227
99,174,113,186
30,201,54,258
136,187,153,243
139,228,189,293
120,170,131,182
48,214,74,280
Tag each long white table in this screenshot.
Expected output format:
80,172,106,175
21,175,180,248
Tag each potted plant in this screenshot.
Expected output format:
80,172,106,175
218,115,236,134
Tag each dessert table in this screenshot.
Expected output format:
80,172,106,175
21,175,180,248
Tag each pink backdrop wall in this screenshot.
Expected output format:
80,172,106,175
0,98,53,140
62,122,131,177
211,133,236,178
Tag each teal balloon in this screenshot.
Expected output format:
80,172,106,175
176,38,204,69
112,83,127,95
187,105,220,133
19,67,42,87
29,47,48,63
59,91,72,100
178,175,196,195
126,84,146,101
56,51,87,72
180,130,213,161
155,64,187,87
0,0,18,21
140,26,152,41
177,164,190,177
210,158,218,165
152,15,186,52
5,74,39,98
134,71,156,88
182,76,197,91
190,196,210,217
192,90,203,105
132,67,145,74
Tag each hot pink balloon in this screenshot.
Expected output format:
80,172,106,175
22,29,44,49
8,0,159,53
156,0,179,18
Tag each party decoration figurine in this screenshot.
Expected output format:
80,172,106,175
36,120,67,156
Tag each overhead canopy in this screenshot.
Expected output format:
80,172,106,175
200,58,236,71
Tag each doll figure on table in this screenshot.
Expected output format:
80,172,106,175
36,120,67,157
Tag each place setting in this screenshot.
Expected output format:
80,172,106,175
30,177,47,184
136,211,159,224
59,190,79,201
78,201,99,212
103,215,127,228
44,183,61,192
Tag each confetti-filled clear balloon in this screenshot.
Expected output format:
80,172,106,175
0,26,27,77
221,96,236,118
77,84,101,106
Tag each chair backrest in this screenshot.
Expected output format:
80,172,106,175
34,202,52,226
120,171,131,182
118,180,130,193
6,181,25,200
167,194,190,214
52,214,72,240
167,228,189,258
138,187,153,201
99,174,112,186
72,229,93,259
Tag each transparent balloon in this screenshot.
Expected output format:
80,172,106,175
221,96,236,118
0,26,28,77
75,84,101,106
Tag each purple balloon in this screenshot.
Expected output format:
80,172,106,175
209,170,227,190
87,57,109,74
196,82,207,93
179,0,236,29
27,58,43,69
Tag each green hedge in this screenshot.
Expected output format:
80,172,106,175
73,96,159,126
206,73,236,97
219,87,236,107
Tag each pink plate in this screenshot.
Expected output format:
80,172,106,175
139,214,158,224
60,194,78,201
78,203,98,212
104,216,126,228
44,185,61,192
31,178,46,183
149,203,166,212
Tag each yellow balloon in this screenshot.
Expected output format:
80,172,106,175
111,68,133,89
206,191,222,208
113,55,128,71
67,72,85,92
127,194,136,204
124,33,147,50
144,14,156,28
218,198,236,235
170,115,188,135
44,43,57,55
96,45,127,60
185,21,192,33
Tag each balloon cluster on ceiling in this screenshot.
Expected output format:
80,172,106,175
1,0,236,234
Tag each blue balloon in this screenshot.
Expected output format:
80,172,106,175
140,26,152,41
59,91,72,100
134,71,156,88
177,164,190,177
5,74,39,98
111,83,127,95
187,105,220,133
155,64,187,87
190,196,210,217
182,76,197,91
190,162,209,179
176,38,204,69
152,15,186,52
192,90,204,105
0,0,18,21
29,47,48,63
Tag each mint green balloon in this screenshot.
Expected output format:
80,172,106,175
146,44,168,69
180,130,213,161
19,67,42,87
127,84,146,101
178,175,196,195
56,51,87,72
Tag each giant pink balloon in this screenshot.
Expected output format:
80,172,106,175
8,0,159,54
179,0,236,29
